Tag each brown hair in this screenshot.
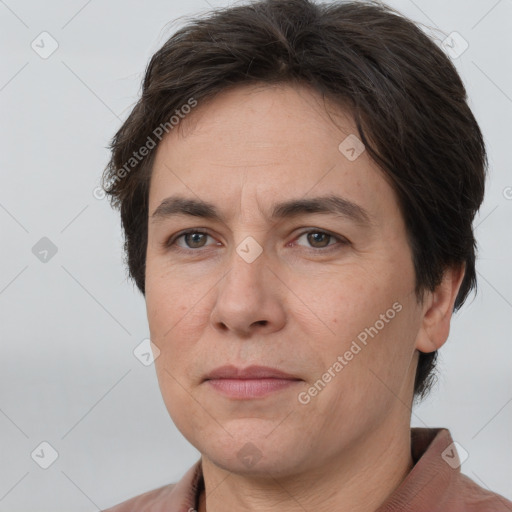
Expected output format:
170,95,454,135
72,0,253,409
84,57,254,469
102,0,487,401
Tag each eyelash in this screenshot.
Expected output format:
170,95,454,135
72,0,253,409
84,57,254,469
164,228,349,254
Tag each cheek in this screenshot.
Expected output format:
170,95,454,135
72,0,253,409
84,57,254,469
299,308,417,442
146,270,215,382
290,269,391,348
293,269,415,389
146,262,206,335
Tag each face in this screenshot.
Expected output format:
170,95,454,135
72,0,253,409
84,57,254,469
145,83,425,477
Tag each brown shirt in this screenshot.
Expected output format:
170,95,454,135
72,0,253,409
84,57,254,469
102,428,512,511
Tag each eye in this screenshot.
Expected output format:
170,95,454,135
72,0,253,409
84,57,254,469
294,229,347,250
167,230,219,250
164,228,348,253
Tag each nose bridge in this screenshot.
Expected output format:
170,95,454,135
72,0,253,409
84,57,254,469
223,239,267,299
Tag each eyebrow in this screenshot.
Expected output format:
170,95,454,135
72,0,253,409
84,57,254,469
150,194,372,226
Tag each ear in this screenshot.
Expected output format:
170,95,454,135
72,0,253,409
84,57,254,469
415,263,466,353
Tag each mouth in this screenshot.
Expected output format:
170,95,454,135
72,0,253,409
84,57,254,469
203,365,302,399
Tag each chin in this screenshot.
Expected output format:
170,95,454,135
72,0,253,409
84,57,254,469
197,428,309,477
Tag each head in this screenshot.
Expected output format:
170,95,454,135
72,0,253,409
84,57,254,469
102,0,486,476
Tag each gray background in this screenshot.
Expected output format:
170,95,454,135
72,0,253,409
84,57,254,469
0,0,511,510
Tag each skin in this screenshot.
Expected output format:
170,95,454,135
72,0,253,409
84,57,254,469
145,83,464,512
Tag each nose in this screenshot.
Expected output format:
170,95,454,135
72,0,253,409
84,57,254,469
209,244,286,337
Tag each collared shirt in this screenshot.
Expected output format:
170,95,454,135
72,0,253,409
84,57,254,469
102,428,512,511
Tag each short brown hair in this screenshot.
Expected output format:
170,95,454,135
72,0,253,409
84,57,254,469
102,0,487,401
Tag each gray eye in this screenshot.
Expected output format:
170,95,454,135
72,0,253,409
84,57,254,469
184,232,208,248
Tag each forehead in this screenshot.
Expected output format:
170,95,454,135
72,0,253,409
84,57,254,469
166,83,354,160
148,83,400,225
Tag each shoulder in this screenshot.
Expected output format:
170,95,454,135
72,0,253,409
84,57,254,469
454,472,512,511
101,482,177,512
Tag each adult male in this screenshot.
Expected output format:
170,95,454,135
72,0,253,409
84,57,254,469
101,0,511,510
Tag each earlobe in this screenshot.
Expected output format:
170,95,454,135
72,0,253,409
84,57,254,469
415,264,466,354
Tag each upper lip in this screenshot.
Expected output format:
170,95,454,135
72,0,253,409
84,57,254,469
204,365,300,381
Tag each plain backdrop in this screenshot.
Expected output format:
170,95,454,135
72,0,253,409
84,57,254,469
0,0,511,510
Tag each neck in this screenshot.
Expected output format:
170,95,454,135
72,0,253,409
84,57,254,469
197,420,414,512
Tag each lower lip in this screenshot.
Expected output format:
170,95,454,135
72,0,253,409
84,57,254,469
206,378,300,399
